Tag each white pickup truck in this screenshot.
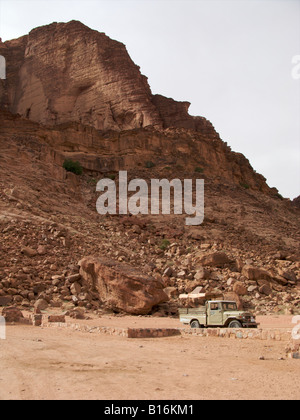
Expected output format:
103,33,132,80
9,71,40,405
179,300,258,328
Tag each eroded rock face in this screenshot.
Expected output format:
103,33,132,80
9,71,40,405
79,256,168,315
0,21,159,130
0,107,270,193
0,20,216,134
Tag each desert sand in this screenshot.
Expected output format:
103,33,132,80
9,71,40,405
0,315,299,401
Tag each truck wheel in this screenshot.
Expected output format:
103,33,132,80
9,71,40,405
228,320,242,328
190,320,200,329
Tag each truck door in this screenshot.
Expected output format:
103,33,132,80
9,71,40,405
208,302,223,326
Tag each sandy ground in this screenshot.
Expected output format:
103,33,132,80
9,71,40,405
55,314,295,329
0,315,299,400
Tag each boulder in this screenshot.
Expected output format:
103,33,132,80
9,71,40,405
241,265,272,281
198,252,231,267
163,267,173,278
34,298,48,311
79,257,168,315
21,247,37,258
278,269,297,283
0,296,12,306
68,308,85,319
177,270,186,279
163,287,178,299
232,281,248,296
194,267,210,280
66,273,82,283
1,306,24,322
259,284,272,296
37,245,47,255
70,282,81,296
247,285,257,293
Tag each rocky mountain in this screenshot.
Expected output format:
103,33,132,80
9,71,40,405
0,22,299,317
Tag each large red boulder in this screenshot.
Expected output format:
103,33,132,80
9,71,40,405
79,257,168,315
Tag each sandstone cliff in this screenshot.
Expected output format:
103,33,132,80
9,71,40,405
0,108,268,193
0,20,271,193
0,20,215,134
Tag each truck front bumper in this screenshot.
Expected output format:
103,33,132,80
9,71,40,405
241,322,259,328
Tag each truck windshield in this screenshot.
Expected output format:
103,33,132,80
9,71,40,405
222,302,238,311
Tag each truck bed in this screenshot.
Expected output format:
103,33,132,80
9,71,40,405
179,307,206,325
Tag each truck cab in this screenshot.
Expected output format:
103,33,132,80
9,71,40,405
179,300,258,329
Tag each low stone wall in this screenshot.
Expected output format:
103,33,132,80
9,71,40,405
43,321,293,342
180,327,293,341
44,323,181,338
127,328,181,338
44,321,129,337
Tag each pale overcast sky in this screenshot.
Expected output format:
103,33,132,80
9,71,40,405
0,0,299,199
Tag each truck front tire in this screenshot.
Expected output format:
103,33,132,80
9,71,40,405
228,320,242,328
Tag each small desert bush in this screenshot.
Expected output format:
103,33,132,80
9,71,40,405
63,159,83,175
240,181,250,190
145,161,155,169
160,239,171,251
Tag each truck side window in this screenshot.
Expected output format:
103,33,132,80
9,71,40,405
210,303,219,311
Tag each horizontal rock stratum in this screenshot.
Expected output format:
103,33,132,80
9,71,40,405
0,20,216,133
